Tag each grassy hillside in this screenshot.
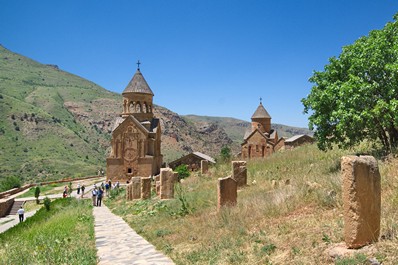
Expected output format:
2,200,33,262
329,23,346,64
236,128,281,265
0,45,120,183
0,198,96,264
107,143,398,264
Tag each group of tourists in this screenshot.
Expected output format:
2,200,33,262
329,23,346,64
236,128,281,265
91,184,104,207
60,179,121,207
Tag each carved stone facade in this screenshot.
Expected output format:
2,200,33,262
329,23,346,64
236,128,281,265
241,101,285,159
107,67,162,183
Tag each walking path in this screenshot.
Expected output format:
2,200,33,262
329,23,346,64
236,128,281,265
0,179,103,234
93,205,175,265
0,209,38,234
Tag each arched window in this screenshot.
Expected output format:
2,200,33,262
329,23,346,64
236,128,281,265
129,102,134,113
136,102,141,113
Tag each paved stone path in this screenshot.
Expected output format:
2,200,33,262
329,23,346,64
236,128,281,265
0,210,38,234
93,205,174,265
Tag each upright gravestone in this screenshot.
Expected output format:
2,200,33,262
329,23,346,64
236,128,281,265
232,161,247,187
141,177,152,199
131,177,141,199
201,160,209,174
155,175,161,196
217,176,237,211
126,182,133,201
160,168,177,199
341,155,381,249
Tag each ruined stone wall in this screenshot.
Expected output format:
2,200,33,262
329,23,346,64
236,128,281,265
0,198,14,217
274,138,285,152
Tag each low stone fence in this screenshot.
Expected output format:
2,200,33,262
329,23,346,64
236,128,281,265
39,175,102,186
0,184,35,200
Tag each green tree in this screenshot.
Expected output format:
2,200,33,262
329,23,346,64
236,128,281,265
68,182,72,196
302,14,398,153
0,176,21,192
34,186,41,204
220,146,232,161
175,164,190,181
43,197,51,211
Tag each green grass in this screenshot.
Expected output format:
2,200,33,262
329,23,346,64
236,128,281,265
106,143,398,264
0,198,97,264
16,183,62,198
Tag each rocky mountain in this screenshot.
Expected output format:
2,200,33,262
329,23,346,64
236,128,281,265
183,115,313,154
0,45,311,183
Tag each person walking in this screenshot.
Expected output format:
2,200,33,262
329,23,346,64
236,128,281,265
63,186,68,198
105,182,110,196
17,206,25,223
97,188,104,207
77,183,81,195
92,187,97,206
81,184,85,198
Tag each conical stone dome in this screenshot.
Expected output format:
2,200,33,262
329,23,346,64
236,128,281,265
122,69,154,95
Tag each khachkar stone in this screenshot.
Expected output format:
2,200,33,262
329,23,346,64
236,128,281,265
232,161,247,187
155,175,160,196
141,177,152,199
160,168,177,199
126,183,133,201
201,160,209,174
131,177,141,199
341,155,381,249
217,176,237,211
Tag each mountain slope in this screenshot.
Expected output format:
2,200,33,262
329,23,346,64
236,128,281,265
183,115,313,153
0,46,233,182
0,46,311,183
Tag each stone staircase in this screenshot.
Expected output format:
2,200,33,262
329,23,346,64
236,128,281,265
8,201,25,215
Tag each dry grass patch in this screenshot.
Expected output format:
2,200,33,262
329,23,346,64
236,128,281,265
107,144,398,264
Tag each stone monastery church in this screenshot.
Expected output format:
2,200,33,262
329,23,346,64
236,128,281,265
241,100,285,159
106,65,163,183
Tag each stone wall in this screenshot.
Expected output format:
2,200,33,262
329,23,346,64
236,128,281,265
201,160,209,174
0,198,14,217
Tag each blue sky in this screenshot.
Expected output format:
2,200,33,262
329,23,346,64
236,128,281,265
1,1,397,127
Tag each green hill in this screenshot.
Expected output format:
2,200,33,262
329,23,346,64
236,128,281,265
0,46,312,185
0,45,119,183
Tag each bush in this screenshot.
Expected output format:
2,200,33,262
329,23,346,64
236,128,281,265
175,164,190,180
34,186,40,204
220,146,232,161
0,176,22,192
43,197,51,211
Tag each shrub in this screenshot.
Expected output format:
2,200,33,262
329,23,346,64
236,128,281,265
34,186,40,204
43,197,51,211
220,146,232,161
175,164,190,180
0,176,21,192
